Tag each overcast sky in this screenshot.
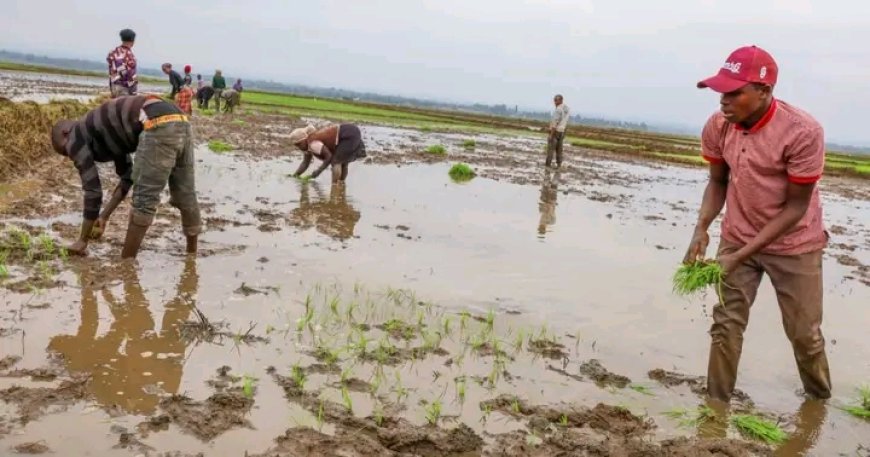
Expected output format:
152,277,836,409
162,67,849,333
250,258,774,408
3,0,870,144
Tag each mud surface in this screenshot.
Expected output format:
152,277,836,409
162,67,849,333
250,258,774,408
1,73,869,456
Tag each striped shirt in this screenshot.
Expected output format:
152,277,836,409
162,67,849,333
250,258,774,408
66,96,148,220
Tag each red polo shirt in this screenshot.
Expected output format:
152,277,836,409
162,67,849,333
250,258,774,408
700,99,828,255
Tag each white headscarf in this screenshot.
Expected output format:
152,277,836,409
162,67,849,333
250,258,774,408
288,125,317,145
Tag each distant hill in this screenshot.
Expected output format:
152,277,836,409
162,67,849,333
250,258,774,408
1,49,868,154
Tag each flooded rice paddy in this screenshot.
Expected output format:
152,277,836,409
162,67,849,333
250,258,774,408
1,71,869,456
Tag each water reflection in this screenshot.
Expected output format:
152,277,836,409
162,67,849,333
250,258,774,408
288,183,361,240
697,398,826,456
537,170,560,237
48,259,198,415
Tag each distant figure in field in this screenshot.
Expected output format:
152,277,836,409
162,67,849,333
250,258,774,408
162,63,184,99
546,94,569,168
212,70,227,111
196,74,205,89
220,89,240,113
107,28,138,97
196,85,214,110
183,65,193,87
232,79,244,106
290,123,367,184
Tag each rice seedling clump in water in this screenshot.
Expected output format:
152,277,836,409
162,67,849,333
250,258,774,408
841,385,870,419
208,140,234,153
731,414,788,444
449,163,475,182
673,260,723,296
425,144,447,155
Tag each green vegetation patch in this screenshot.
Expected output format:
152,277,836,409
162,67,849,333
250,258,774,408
448,163,476,182
731,414,789,445
207,140,234,153
425,145,447,155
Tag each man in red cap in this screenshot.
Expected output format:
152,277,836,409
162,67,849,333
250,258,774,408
684,45,831,402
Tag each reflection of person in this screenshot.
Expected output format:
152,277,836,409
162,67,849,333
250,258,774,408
685,45,831,402
48,259,198,415
51,95,201,258
546,94,569,168
289,123,367,183
537,170,559,236
107,28,138,97
288,183,361,240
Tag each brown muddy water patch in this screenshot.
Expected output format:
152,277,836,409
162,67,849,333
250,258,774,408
1,140,868,455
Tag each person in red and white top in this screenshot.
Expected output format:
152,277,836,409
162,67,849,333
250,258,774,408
684,45,831,402
107,29,138,97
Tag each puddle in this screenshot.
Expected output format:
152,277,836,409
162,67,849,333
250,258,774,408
0,69,164,103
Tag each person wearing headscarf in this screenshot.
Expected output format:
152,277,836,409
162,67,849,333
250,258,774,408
183,65,193,86
289,123,367,184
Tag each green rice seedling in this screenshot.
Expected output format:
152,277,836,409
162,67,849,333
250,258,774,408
0,250,9,278
242,375,256,398
462,139,476,149
37,261,53,281
665,405,717,429
329,295,340,317
673,260,724,303
629,384,655,396
207,140,234,153
352,330,371,357
416,309,425,329
485,308,495,332
459,311,471,335
731,414,788,445
340,365,355,385
513,329,526,353
373,403,385,426
316,400,325,431
370,366,385,394
393,372,409,403
384,318,416,340
448,163,476,182
341,386,353,413
456,378,467,404
559,414,569,427
481,403,492,423
425,144,447,155
442,316,453,337
14,229,32,261
425,399,443,425
291,363,307,389
58,246,69,263
38,234,55,257
511,398,521,414
841,385,870,419
345,301,357,323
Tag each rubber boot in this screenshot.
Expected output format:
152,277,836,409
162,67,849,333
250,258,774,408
121,213,152,259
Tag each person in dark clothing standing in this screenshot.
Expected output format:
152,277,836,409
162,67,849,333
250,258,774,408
162,63,184,99
212,70,226,111
51,95,201,258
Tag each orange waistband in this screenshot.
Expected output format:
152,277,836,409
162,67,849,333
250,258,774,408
143,114,188,130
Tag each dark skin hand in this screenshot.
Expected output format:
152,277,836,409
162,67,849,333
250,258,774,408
292,140,333,179
685,83,815,275
90,183,130,240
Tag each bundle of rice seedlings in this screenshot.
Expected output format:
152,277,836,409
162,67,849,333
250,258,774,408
841,385,870,419
425,145,446,155
730,414,788,444
673,260,724,305
448,163,475,182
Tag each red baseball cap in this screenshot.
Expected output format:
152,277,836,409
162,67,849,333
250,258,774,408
697,45,778,93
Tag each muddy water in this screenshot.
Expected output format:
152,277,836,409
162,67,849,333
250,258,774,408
0,69,165,102
2,140,869,455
